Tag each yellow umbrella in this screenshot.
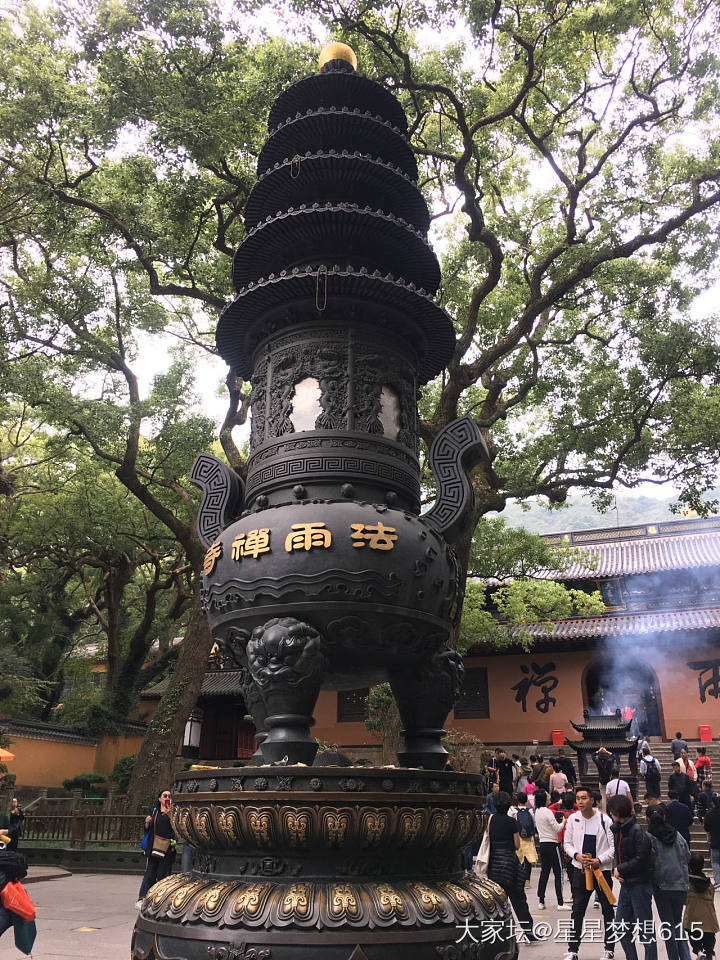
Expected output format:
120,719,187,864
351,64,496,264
0,749,15,762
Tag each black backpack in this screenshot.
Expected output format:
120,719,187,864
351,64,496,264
517,808,534,839
645,758,661,785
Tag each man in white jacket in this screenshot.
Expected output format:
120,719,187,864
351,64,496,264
563,786,616,960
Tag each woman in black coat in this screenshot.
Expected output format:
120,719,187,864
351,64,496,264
8,799,23,849
487,791,538,941
136,788,175,907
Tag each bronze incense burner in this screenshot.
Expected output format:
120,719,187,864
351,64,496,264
132,42,514,960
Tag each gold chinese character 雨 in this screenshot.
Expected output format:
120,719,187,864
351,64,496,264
231,528,271,560
285,522,332,553
350,522,398,551
203,540,223,575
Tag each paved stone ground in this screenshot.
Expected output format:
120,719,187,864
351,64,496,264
0,868,715,959
0,873,139,959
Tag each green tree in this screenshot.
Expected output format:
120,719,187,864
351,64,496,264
0,406,192,726
459,518,605,651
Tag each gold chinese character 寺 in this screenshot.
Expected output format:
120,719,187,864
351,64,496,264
350,522,398,551
285,522,332,553
203,540,223,575
232,528,271,560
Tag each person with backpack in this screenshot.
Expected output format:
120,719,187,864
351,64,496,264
532,754,553,792
510,792,538,887
640,747,662,800
637,735,650,764
563,787,616,960
648,804,690,960
696,748,712,786
607,793,657,960
516,756,533,792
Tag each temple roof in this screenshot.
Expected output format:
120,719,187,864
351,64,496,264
141,670,246,700
538,516,720,579
523,606,720,640
0,716,147,744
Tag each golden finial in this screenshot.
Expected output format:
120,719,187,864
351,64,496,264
318,42,357,72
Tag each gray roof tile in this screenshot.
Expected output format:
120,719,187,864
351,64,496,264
539,524,720,579
523,607,720,639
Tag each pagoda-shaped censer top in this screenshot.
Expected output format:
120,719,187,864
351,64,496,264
216,42,453,384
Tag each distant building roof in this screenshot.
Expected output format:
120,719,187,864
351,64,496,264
539,515,720,579
0,716,147,744
0,717,99,745
141,670,246,700
523,607,720,640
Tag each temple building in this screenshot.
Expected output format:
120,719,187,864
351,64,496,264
458,513,720,745
140,513,720,756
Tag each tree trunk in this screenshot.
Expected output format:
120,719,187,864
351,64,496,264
106,570,170,720
127,589,213,811
104,555,132,693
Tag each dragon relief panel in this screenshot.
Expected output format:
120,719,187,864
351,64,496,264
353,348,417,451
262,335,348,439
249,358,269,448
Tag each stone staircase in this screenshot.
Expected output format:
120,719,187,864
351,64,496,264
644,739,718,853
570,738,720,854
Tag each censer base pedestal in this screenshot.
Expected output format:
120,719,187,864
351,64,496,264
131,768,515,960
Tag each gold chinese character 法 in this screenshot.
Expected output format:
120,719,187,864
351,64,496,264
203,540,223,575
284,522,332,553
231,528,271,560
350,521,398,550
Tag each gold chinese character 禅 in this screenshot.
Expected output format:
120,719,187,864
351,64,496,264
350,522,398,551
231,528,271,560
203,540,223,575
285,522,332,553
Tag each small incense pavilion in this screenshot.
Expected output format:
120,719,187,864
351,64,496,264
132,43,510,960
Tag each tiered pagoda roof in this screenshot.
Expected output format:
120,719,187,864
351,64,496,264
216,46,455,382
570,709,632,740
566,711,637,762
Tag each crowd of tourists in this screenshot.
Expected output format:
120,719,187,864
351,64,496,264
476,738,720,960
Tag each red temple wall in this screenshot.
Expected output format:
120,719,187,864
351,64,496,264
311,642,720,747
